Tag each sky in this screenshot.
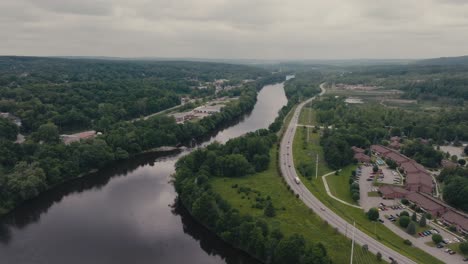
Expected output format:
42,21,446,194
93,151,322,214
1,0,468,60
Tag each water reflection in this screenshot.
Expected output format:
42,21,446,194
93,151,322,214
0,83,287,264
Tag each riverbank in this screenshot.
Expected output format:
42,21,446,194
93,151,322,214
0,80,269,217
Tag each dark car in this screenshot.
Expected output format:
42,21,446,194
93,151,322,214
436,244,443,248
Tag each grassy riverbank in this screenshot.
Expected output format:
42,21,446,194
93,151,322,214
211,147,377,264
292,108,444,264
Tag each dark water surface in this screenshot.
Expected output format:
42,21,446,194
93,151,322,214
0,83,287,264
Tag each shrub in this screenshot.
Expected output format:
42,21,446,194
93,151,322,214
403,239,412,245
449,225,457,232
352,192,360,201
419,214,427,227
425,213,432,220
400,211,409,217
376,252,382,261
460,242,468,255
264,201,276,217
411,212,417,222
401,198,409,205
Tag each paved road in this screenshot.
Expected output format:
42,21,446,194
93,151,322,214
279,83,417,264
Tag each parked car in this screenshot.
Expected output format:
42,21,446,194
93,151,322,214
449,250,456,255
378,219,384,223
436,244,444,248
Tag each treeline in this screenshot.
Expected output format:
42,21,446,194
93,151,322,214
0,82,264,215
0,57,269,133
401,141,443,168
327,63,468,102
174,131,331,264
438,167,468,212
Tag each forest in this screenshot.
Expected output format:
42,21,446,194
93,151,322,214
174,131,331,264
313,96,466,169
438,167,468,212
327,63,468,102
0,56,269,133
0,57,284,215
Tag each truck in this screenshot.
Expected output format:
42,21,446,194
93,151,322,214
294,177,301,184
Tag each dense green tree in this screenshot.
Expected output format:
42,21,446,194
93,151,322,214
36,123,60,143
367,208,379,221
411,212,417,222
419,214,427,227
459,242,468,255
399,216,410,228
432,234,443,244
274,234,306,264
406,222,416,235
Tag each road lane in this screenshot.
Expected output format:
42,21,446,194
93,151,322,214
279,83,417,264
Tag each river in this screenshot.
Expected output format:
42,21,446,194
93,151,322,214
0,83,288,264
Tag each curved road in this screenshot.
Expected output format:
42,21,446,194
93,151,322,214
279,83,417,264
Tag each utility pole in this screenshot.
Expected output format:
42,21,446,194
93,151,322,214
315,154,319,179
307,126,310,142
350,221,356,264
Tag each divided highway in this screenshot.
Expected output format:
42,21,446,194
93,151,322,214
279,83,417,264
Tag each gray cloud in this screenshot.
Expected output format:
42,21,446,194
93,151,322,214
1,0,468,59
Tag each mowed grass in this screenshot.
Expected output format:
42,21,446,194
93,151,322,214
211,147,377,264
290,108,444,264
326,165,358,205
298,105,316,125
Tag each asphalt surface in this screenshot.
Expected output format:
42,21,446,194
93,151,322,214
279,83,418,264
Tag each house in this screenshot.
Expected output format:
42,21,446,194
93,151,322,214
61,130,97,145
400,161,426,174
378,186,409,199
405,192,447,217
440,210,468,235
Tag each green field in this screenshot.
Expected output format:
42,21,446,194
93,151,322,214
291,108,444,264
211,148,377,264
325,165,358,205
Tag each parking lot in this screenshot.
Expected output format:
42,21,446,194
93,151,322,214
356,163,467,263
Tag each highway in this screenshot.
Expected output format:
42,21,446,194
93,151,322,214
279,83,417,264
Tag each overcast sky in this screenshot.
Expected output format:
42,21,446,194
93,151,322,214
1,0,468,60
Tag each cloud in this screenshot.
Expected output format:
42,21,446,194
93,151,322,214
1,0,468,59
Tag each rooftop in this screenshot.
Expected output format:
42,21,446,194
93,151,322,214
406,192,445,211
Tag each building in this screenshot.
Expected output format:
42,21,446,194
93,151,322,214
440,210,468,235
193,105,224,114
383,151,410,165
61,130,97,145
351,146,365,153
371,145,392,156
441,159,457,169
406,172,433,193
378,186,409,199
389,141,401,150
0,112,22,126
171,112,194,124
406,192,447,217
354,152,371,163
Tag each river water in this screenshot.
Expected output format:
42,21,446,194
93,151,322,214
0,83,288,264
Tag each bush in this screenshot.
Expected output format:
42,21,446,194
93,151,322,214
425,213,432,220
399,216,410,228
419,214,427,227
449,225,457,232
264,201,276,217
406,222,416,235
432,234,443,244
460,242,468,255
376,252,382,262
401,198,409,205
400,211,409,217
404,239,412,245
367,208,379,221
352,192,360,201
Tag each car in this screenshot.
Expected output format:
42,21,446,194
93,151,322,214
378,219,384,223
463,257,468,261
454,238,460,243
418,232,424,237
436,244,444,248
445,249,451,253
449,250,456,255
396,213,400,217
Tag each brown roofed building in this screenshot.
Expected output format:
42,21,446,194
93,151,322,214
400,161,425,174
441,159,457,169
354,152,371,163
371,145,392,155
383,151,410,165
378,186,409,199
389,141,401,150
406,171,433,193
351,146,365,153
406,192,447,217
441,210,468,235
